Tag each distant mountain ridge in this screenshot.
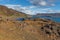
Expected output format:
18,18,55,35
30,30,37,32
36,13,60,17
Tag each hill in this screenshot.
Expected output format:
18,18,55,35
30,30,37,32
0,5,60,40
0,18,60,40
0,5,28,18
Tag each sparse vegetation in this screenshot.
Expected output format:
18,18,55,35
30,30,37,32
0,5,60,40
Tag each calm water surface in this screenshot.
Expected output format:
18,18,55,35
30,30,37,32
32,16,60,22
17,16,60,23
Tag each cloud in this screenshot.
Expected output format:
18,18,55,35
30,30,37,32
39,1,47,6
5,4,21,9
28,0,55,7
5,4,36,15
4,4,60,15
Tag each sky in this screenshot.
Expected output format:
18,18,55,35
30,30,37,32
0,0,60,15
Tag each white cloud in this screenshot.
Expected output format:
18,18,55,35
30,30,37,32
28,6,36,8
4,4,21,9
5,4,36,15
46,9,60,13
41,8,51,10
28,0,55,7
39,1,47,6
4,4,60,15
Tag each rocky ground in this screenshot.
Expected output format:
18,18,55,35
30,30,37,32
0,17,60,40
0,5,60,40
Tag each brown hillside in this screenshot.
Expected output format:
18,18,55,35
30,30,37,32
0,18,60,40
0,5,28,17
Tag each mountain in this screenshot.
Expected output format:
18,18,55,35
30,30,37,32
36,13,60,17
0,5,28,18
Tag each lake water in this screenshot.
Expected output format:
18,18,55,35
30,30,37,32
16,16,60,23
32,16,60,23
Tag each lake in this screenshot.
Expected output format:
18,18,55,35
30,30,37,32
32,16,60,23
16,16,60,23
